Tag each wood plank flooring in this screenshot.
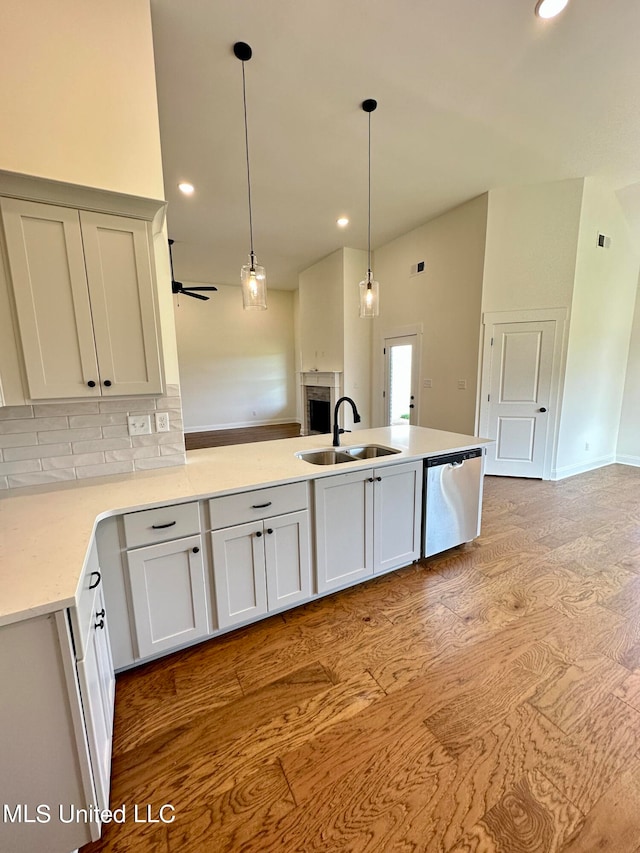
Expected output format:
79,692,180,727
82,463,640,853
185,423,301,450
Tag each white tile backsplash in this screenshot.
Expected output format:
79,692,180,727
0,387,185,491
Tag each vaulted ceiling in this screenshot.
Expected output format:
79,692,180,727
150,0,640,290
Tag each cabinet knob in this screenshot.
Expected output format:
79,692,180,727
87,380,96,388
94,619,105,630
367,477,374,483
255,531,262,538
266,528,273,535
538,407,547,413
95,608,105,619
103,379,112,387
376,476,382,482
192,546,200,553
88,571,101,589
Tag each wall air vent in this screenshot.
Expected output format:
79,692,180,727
410,260,426,276
597,233,611,249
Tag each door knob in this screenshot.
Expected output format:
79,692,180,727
538,407,547,413
409,404,415,409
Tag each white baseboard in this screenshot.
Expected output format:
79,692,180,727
550,454,615,481
616,454,640,468
184,417,300,433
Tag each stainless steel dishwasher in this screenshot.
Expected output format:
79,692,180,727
423,448,484,557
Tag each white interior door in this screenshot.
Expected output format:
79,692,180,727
483,320,555,478
384,335,419,426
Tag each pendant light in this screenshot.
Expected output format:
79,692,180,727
359,98,380,318
234,41,267,310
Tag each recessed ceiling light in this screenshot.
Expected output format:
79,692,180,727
178,182,195,195
337,217,349,227
535,0,569,19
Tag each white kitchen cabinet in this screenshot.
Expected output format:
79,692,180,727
0,197,162,399
126,534,209,659
211,509,311,630
315,460,422,593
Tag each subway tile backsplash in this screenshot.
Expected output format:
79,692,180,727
0,384,186,491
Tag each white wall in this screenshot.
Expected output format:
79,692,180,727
175,284,297,431
618,281,640,465
482,180,584,314
298,250,344,372
555,179,640,475
0,0,164,200
342,248,371,428
372,194,488,434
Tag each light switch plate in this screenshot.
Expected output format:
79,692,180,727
127,414,152,436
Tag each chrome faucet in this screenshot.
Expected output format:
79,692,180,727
332,397,361,446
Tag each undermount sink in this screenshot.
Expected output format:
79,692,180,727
343,445,400,460
296,444,401,465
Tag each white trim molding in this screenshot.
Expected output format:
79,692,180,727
616,454,640,468
551,455,616,480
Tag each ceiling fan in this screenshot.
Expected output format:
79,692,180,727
168,239,217,301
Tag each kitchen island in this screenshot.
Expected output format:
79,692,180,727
0,425,491,853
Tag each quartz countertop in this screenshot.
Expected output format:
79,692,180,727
0,426,492,627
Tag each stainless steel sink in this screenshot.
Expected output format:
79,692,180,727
295,449,354,465
296,444,400,465
343,445,400,460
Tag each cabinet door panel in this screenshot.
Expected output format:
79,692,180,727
211,522,268,629
315,470,374,593
264,511,311,609
373,461,423,573
76,588,115,813
127,534,209,659
1,198,99,398
80,211,162,395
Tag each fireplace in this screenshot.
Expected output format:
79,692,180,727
309,399,331,435
299,372,343,436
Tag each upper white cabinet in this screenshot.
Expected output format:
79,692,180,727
0,197,162,399
315,460,423,593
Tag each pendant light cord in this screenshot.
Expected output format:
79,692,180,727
241,60,254,260
368,110,372,275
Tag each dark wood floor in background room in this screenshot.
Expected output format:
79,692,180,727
82,464,640,853
185,422,301,450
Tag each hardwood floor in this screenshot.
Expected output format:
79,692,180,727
82,464,640,853
185,423,301,450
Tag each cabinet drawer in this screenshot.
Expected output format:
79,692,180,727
70,538,103,660
209,482,308,530
123,501,200,548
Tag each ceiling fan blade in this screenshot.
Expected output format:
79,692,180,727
184,286,218,292
185,290,210,301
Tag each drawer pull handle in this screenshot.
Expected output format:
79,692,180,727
251,502,272,509
88,571,101,589
95,608,105,619
94,619,105,630
151,521,177,530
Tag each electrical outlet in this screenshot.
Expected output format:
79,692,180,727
127,414,152,436
155,412,170,433
457,379,467,390
585,441,590,451
423,379,432,388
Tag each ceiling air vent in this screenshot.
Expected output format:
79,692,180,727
597,233,611,249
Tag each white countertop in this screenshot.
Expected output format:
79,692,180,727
0,426,491,627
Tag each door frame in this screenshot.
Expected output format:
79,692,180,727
380,323,423,427
477,308,568,481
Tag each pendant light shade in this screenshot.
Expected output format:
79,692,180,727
234,41,267,311
359,98,380,319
